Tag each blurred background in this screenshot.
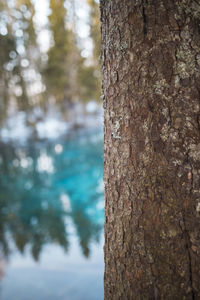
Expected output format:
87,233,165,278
0,0,104,299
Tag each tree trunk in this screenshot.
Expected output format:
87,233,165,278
101,0,200,299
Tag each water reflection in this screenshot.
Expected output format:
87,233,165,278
0,129,104,264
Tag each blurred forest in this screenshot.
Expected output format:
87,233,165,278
0,0,101,131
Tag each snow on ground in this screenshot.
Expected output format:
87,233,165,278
1,112,32,143
36,118,69,139
0,102,103,143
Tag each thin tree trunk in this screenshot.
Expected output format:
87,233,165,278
101,0,200,299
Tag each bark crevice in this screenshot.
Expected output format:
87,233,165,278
142,0,147,36
182,215,195,300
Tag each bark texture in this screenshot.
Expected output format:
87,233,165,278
101,0,200,299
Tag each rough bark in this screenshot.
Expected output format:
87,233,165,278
101,0,200,299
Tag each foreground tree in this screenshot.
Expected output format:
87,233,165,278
101,0,200,299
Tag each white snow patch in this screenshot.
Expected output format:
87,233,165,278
37,152,54,173
1,112,32,143
36,118,69,139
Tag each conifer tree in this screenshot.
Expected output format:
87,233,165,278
44,0,70,103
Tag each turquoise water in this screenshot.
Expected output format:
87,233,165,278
0,128,104,300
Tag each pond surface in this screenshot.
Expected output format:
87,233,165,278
0,128,104,300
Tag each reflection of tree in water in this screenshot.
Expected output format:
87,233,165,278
0,134,103,261
0,142,68,261
72,209,102,258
